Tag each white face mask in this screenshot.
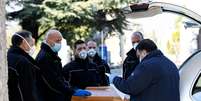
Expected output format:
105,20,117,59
79,50,88,59
28,46,35,56
133,43,139,50
139,51,147,62
15,34,35,55
87,49,96,57
139,57,142,62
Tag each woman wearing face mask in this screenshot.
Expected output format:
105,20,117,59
63,40,101,89
7,30,42,101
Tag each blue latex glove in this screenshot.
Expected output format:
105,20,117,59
105,73,117,84
73,89,92,96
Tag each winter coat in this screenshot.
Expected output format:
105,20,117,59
113,50,180,101
36,43,74,101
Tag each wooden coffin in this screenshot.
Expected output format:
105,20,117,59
72,86,125,101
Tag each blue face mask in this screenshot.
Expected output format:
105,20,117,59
51,43,61,52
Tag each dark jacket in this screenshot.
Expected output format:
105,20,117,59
63,57,101,89
7,46,42,101
36,43,74,101
123,48,139,79
89,53,110,86
113,50,180,101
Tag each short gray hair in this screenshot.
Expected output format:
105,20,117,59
132,31,143,40
45,29,62,40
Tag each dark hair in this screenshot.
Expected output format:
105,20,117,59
12,30,32,46
136,39,157,52
74,40,85,49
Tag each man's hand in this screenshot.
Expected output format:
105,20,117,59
73,89,92,96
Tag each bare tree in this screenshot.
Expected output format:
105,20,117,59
0,0,9,100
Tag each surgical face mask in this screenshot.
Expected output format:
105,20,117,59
51,43,61,52
87,49,96,57
139,57,142,62
133,43,139,50
138,51,147,62
79,50,87,59
28,46,35,56
15,34,35,55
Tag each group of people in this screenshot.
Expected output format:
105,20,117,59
7,29,110,101
7,29,180,101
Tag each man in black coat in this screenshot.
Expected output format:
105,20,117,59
87,40,110,86
123,31,143,79
7,30,42,101
63,40,101,89
36,30,91,101
110,39,180,101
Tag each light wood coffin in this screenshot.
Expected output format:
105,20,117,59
72,86,126,101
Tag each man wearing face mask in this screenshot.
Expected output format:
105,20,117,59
122,31,143,80
36,30,91,101
7,30,42,101
109,39,180,101
63,40,101,89
87,40,110,86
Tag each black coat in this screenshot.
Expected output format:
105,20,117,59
113,50,180,101
89,53,110,86
7,46,42,101
36,43,74,101
123,48,139,79
92,53,110,73
63,58,101,89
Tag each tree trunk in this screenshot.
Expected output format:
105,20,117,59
119,34,125,61
0,0,9,100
